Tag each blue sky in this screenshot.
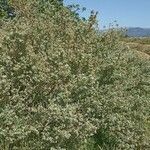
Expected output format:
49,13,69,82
64,0,150,29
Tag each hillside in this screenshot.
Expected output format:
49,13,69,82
123,37,150,54
127,27,150,37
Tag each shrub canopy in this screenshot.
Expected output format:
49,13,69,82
0,0,150,149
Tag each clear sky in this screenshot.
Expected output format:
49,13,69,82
64,0,150,29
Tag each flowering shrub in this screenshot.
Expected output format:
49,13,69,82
0,0,150,149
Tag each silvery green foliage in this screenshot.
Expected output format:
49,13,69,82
0,0,150,149
0,0,16,19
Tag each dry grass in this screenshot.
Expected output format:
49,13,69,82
122,38,150,59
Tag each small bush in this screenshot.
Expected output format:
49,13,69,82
0,0,150,149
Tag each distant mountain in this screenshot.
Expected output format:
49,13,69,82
126,27,150,37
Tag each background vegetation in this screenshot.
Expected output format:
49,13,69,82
0,0,150,149
122,37,150,58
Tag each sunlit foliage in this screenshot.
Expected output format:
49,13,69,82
0,0,150,149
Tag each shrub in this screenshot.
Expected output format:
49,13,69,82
0,0,16,19
0,0,150,149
